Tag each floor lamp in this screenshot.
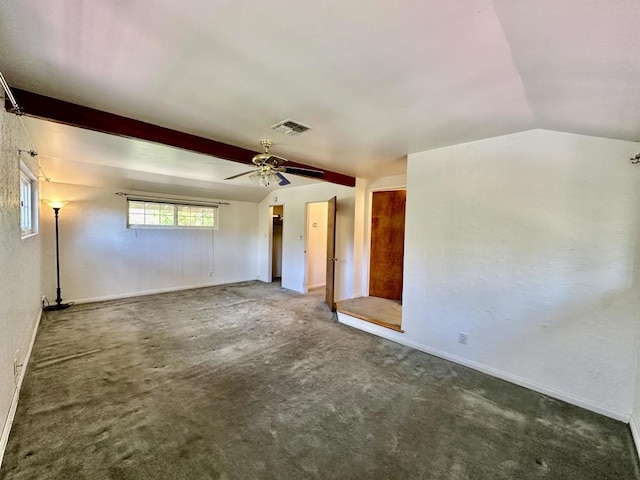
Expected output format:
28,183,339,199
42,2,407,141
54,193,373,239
43,200,71,311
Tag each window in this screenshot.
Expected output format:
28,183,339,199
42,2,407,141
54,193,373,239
127,200,218,229
20,164,37,237
177,205,216,227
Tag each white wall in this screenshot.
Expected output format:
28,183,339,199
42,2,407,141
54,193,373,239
0,107,42,456
352,178,367,298
258,183,356,301
396,129,640,419
306,202,328,289
40,183,259,303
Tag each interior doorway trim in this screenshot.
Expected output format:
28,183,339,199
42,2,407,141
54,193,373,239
304,201,329,293
267,204,284,284
363,185,406,297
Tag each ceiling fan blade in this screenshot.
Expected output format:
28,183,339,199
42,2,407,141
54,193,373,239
282,166,324,178
224,170,254,180
275,172,291,186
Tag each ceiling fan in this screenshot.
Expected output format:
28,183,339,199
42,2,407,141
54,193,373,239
224,139,324,187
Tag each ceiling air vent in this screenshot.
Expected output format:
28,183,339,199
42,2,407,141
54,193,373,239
271,119,312,136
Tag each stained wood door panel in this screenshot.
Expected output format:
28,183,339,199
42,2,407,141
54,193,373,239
369,190,406,301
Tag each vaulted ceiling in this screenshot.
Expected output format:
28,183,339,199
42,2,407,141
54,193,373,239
2,0,639,200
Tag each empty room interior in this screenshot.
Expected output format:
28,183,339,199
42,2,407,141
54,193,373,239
2,1,640,478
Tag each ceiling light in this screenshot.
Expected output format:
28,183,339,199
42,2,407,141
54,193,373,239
249,169,277,187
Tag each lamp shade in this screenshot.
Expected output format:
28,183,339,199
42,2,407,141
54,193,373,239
43,200,69,210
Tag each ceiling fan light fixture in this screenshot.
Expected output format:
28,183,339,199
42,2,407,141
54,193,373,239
252,153,272,165
225,138,323,186
249,169,276,187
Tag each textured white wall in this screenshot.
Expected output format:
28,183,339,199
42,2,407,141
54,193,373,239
40,183,259,303
306,202,328,289
0,108,42,445
399,129,640,419
258,183,355,301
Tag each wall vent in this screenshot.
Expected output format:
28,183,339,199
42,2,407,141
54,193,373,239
271,119,312,136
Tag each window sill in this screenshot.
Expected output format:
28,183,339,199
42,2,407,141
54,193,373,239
128,225,218,230
21,232,39,240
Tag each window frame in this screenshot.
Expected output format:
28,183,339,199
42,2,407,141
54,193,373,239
19,162,38,238
127,199,219,230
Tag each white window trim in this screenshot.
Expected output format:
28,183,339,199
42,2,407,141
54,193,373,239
19,161,38,239
127,199,219,230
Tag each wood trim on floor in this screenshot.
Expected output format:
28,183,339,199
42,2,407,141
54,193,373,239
336,302,404,333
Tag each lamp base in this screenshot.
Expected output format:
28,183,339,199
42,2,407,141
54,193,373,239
43,303,71,311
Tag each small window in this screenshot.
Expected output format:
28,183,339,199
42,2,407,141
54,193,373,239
177,205,216,227
20,165,37,237
127,200,218,229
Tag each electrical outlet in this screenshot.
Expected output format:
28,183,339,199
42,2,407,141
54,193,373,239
458,332,468,345
208,271,213,277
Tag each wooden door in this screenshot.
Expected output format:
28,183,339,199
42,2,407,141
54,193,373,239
369,190,406,301
325,196,337,311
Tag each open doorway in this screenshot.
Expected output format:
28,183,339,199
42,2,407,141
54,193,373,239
305,201,328,294
337,189,406,331
271,205,284,285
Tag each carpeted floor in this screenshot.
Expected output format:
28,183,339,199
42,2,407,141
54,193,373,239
1,281,638,479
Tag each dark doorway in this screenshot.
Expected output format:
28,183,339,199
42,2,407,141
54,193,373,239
271,205,283,282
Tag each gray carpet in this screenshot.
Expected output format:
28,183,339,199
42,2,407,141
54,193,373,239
1,281,638,479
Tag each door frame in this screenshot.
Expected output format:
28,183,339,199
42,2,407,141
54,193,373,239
266,204,284,284
304,201,329,293
363,186,406,297
325,196,337,311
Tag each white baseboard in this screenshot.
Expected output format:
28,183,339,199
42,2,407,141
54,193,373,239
307,283,326,290
337,312,629,422
70,278,259,304
0,309,42,468
630,416,640,460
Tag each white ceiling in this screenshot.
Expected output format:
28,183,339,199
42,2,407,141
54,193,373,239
2,0,640,200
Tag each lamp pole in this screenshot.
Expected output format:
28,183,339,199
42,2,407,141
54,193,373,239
44,201,70,311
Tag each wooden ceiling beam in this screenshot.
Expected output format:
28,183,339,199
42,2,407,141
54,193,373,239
5,88,356,187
